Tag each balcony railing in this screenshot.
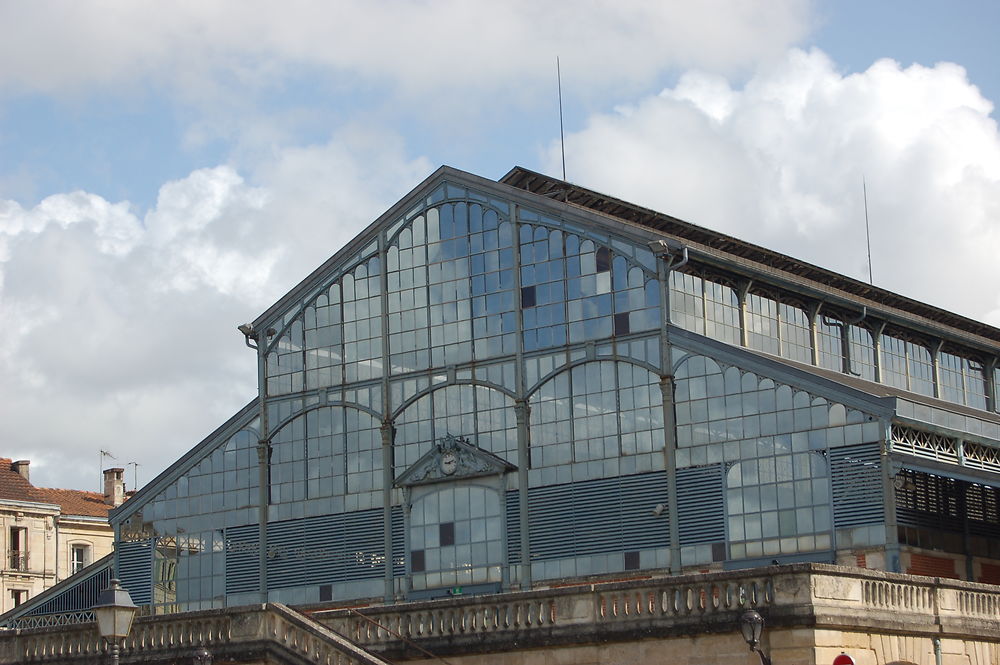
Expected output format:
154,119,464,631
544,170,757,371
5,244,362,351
7,550,28,572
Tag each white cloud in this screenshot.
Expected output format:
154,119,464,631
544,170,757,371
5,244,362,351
552,48,1000,325
0,130,429,490
0,1,811,105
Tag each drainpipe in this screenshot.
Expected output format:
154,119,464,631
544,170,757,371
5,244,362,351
820,306,866,376
933,637,942,665
53,516,59,584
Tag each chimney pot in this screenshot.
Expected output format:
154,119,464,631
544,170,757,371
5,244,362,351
11,460,30,482
103,467,126,507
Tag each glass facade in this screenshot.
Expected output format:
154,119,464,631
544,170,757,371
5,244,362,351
110,172,1000,616
409,485,503,591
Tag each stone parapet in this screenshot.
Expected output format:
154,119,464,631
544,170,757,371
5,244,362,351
0,602,392,664
3,564,1000,664
311,563,1000,660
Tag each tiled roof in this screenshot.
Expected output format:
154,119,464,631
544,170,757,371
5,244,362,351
0,459,110,518
34,487,111,518
0,458,43,502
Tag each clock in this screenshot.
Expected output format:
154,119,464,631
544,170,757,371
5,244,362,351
440,452,458,475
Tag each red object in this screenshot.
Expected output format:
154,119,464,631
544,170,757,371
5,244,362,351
832,654,855,665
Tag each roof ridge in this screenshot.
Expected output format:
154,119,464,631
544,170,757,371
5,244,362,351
36,486,103,495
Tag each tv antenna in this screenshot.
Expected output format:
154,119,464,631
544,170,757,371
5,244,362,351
127,461,142,492
557,56,567,181
99,449,116,492
863,176,873,284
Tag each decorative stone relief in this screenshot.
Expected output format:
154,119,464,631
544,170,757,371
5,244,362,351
395,434,515,487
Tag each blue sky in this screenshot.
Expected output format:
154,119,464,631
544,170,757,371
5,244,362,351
1,1,998,490
2,1,998,210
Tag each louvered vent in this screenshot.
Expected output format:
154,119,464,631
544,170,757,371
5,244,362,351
25,562,112,616
896,470,1000,537
528,471,668,561
966,483,1000,539
676,464,725,545
225,525,260,595
506,490,521,564
266,508,384,590
392,506,405,577
831,442,884,528
116,539,153,605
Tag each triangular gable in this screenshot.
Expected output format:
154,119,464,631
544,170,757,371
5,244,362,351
395,434,515,487
253,166,500,333
249,165,671,342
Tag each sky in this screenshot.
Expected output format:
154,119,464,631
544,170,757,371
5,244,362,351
1,1,998,492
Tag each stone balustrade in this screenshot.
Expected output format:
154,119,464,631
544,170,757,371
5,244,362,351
313,563,1000,659
0,602,392,664
4,564,1000,663
314,571,777,658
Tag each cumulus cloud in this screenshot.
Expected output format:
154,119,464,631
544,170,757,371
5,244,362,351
0,130,429,490
0,1,810,105
552,48,1000,324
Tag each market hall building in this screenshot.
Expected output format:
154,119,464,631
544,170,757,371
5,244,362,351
5,166,1000,664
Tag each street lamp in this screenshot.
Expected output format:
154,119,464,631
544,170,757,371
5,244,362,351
193,646,214,664
739,609,772,665
93,578,137,665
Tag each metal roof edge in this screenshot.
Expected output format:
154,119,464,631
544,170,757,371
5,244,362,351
502,166,1000,346
251,165,482,330
110,399,259,524
0,553,112,625
669,326,897,419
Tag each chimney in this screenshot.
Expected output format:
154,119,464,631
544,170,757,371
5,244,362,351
11,460,30,483
103,468,125,507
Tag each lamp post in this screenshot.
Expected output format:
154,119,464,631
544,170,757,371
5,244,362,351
193,646,214,664
739,609,772,665
93,578,137,665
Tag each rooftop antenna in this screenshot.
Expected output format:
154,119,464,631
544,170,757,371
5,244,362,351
100,449,116,492
127,461,141,492
863,176,873,284
557,56,567,182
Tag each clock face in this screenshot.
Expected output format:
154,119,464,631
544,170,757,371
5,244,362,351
440,452,458,475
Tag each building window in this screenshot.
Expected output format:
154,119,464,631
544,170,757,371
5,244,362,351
10,589,25,608
746,292,780,355
8,527,27,571
778,302,812,364
726,451,832,560
71,544,89,574
669,271,740,345
409,486,503,591
880,333,934,396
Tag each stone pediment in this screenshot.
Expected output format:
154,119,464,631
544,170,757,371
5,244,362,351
395,434,515,487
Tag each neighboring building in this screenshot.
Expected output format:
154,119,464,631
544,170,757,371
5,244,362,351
0,460,120,613
89,165,1000,615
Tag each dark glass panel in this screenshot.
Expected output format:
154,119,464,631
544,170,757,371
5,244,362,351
614,312,630,336
411,550,426,572
521,285,537,308
440,522,455,546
